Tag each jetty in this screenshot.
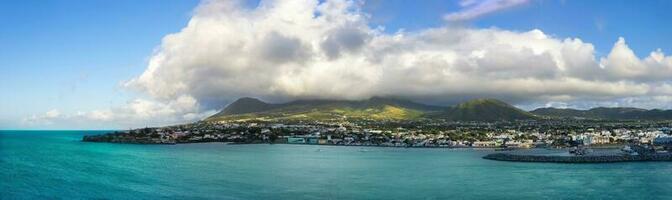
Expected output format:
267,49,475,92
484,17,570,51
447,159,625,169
484,144,672,163
483,152,672,163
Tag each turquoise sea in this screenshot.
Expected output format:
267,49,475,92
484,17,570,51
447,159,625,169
2,130,672,199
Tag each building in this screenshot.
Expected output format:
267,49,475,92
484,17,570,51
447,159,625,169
653,135,672,150
472,141,497,147
287,137,306,144
590,135,610,145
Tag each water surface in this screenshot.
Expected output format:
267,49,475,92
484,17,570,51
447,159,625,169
1,130,671,199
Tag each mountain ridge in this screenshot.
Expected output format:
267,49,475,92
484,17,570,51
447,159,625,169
433,98,538,121
531,107,672,120
213,97,276,116
208,97,672,122
206,97,536,122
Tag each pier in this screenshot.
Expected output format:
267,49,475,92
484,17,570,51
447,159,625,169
484,150,672,163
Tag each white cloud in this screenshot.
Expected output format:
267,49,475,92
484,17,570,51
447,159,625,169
23,96,216,129
124,0,672,109
444,0,529,21
45,109,61,118
23,109,62,125
600,37,672,81
25,0,672,128
76,95,215,128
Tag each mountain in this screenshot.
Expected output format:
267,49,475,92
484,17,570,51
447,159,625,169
530,107,589,119
206,97,441,122
430,99,537,121
531,107,672,120
208,96,672,122
212,97,276,116
207,97,537,122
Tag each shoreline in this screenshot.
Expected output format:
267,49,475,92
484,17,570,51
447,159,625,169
81,139,513,150
81,137,672,163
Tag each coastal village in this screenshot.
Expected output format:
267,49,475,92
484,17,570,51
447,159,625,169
83,119,672,151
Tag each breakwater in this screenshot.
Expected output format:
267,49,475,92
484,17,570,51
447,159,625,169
483,152,672,163
82,134,177,144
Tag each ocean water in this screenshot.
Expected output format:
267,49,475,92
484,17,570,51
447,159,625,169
1,130,671,199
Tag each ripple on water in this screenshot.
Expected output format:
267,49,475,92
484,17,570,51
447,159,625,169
1,131,671,199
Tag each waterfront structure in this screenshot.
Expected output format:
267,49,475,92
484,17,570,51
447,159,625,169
83,119,672,150
653,135,672,150
287,137,306,144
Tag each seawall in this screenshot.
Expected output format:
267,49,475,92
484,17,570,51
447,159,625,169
483,153,672,163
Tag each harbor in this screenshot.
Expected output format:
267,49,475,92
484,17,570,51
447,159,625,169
484,137,672,163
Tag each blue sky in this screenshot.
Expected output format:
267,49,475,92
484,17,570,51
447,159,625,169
361,0,672,56
1,0,199,128
2,0,671,129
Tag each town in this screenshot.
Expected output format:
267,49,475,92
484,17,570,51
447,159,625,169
83,119,672,150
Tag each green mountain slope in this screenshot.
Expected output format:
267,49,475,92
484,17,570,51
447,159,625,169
530,107,588,118
207,97,538,122
531,107,672,120
206,97,439,122
431,99,538,121
211,97,276,116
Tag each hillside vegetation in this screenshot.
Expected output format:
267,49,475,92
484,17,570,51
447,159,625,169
206,97,537,122
531,107,672,120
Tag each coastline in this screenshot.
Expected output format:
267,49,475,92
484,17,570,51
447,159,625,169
82,136,672,163
81,137,509,150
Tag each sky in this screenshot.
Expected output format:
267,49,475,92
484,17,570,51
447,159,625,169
1,0,672,129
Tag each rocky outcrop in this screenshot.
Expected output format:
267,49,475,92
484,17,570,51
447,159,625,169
83,133,176,144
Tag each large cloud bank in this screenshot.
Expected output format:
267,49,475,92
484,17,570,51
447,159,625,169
126,0,672,107
25,0,672,128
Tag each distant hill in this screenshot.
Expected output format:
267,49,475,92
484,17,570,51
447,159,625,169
207,97,672,122
531,107,672,120
430,99,537,121
213,97,276,116
206,97,536,122
207,97,444,122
